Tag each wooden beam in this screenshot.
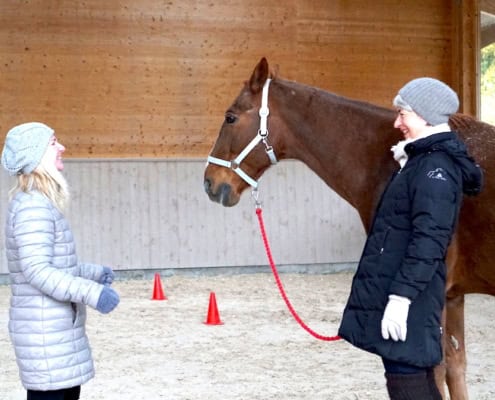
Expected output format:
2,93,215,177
481,23,495,47
452,0,480,118
481,0,495,46
481,0,495,13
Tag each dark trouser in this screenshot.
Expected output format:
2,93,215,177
27,386,81,400
382,359,441,400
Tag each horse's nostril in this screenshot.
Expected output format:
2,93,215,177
204,178,212,194
218,183,232,206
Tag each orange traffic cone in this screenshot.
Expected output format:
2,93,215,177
204,292,223,325
151,273,166,300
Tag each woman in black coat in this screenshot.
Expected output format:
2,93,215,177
338,78,483,400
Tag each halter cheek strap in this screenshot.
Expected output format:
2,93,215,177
207,78,277,189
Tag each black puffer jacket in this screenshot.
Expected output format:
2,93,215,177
338,131,483,367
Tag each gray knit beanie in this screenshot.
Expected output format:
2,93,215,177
1,122,54,176
393,77,459,125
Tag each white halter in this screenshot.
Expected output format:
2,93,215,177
206,79,277,189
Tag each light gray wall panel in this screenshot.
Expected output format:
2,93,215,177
0,160,366,275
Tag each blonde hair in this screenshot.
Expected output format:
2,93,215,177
9,151,69,212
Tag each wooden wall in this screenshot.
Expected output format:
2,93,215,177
0,0,474,158
0,1,481,278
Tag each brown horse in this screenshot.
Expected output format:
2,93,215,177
203,57,495,400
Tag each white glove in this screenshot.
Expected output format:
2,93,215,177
381,294,411,342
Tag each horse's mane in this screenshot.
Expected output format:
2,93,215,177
449,114,495,162
272,75,396,122
450,113,495,134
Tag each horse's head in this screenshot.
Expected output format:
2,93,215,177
204,57,279,206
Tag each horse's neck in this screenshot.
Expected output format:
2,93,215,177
275,81,398,226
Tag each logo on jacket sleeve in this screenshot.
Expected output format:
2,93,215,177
427,168,447,181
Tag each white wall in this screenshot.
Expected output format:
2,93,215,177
0,159,366,278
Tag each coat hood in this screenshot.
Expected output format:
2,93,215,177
405,132,483,196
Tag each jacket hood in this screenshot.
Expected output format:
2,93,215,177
405,132,483,196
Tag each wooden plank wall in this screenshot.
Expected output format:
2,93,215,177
0,0,461,158
0,1,479,279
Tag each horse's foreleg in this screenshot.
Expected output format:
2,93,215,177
444,294,469,400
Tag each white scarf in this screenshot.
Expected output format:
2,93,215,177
390,123,451,168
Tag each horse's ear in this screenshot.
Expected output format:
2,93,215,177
248,57,270,94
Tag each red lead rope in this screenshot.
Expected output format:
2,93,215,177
255,207,341,342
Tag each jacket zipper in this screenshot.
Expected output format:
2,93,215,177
380,226,392,254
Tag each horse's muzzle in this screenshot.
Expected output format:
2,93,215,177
204,179,237,207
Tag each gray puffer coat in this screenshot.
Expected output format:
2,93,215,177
5,190,107,391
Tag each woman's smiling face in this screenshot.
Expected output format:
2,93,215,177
393,108,429,140
42,135,66,171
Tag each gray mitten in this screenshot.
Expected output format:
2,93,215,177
99,266,115,286
96,286,120,314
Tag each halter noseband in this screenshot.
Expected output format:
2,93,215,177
207,78,277,189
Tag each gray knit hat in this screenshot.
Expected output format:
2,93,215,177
1,122,54,176
393,77,459,125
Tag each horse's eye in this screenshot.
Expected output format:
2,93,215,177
225,114,237,124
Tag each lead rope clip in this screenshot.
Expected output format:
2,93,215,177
251,187,262,209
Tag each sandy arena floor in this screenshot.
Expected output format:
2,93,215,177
1,272,494,399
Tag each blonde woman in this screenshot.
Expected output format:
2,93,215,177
2,122,119,400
